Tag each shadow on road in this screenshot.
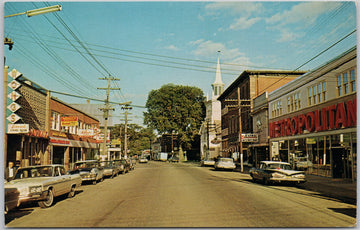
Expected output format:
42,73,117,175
328,208,357,218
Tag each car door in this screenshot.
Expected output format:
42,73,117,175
59,166,72,193
54,166,69,195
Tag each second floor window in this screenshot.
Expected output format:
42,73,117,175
337,69,356,97
51,112,60,131
308,81,326,106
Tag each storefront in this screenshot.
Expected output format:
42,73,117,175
268,47,356,181
50,137,99,171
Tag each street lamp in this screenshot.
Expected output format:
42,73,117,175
5,5,62,18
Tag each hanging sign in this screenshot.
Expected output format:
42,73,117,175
8,69,22,79
78,129,94,137
7,113,21,124
241,133,258,142
61,116,78,126
7,102,21,113
8,80,21,90
8,91,21,101
8,124,29,134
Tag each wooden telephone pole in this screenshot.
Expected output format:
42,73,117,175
98,76,120,160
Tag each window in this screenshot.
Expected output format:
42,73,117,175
322,82,327,101
51,112,60,131
337,69,356,97
308,81,326,106
287,92,301,113
350,69,356,93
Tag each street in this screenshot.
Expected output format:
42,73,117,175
5,161,356,228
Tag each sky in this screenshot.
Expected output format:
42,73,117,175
3,1,358,126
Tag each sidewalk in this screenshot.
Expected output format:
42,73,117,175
235,164,357,205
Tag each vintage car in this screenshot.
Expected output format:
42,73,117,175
4,165,82,208
100,161,119,178
214,158,236,171
71,160,104,185
250,161,306,185
200,158,215,167
113,159,130,174
5,187,19,214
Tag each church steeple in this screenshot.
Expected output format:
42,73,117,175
211,51,225,99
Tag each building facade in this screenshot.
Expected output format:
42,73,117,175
268,47,356,181
50,98,101,170
4,68,101,171
199,56,224,160
218,70,307,161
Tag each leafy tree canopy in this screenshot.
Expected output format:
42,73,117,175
144,84,206,149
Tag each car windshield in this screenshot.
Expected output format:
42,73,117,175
100,161,113,167
75,162,97,168
267,163,292,170
14,166,53,179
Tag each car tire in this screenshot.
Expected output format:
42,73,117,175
67,185,76,198
38,189,54,208
263,177,270,185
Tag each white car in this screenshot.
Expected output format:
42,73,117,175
139,158,148,163
214,158,236,171
250,161,306,185
5,165,82,208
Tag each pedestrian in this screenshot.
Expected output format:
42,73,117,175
5,162,16,181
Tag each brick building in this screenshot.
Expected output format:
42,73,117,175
217,70,306,162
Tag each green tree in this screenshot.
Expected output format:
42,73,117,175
110,124,156,156
144,84,206,159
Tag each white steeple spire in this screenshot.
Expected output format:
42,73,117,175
211,51,225,99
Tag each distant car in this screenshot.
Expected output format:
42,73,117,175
5,187,19,214
100,161,118,178
113,160,125,174
139,157,148,163
168,156,179,163
4,165,82,208
71,160,104,185
214,158,236,170
250,161,306,185
295,157,313,170
129,158,136,170
200,158,215,167
113,159,130,173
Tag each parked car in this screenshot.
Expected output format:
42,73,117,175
100,161,118,178
139,157,148,163
249,161,306,185
168,156,179,163
113,159,130,173
112,160,125,174
4,165,82,208
129,158,136,170
295,157,313,170
71,160,104,185
5,187,19,214
214,158,236,171
200,158,215,167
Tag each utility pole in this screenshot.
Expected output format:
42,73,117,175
121,104,132,158
98,76,120,160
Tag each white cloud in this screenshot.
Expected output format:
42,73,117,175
189,40,254,67
205,2,264,16
229,16,261,30
165,45,179,51
266,2,342,27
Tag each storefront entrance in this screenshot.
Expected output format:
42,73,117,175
332,147,352,179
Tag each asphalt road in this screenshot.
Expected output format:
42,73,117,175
5,161,356,228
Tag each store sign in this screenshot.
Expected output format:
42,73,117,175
28,129,49,138
8,80,21,90
61,116,78,126
7,102,21,113
8,124,29,134
50,137,70,145
269,99,356,138
78,129,94,137
8,91,21,101
8,69,22,79
7,113,21,123
306,138,316,144
241,133,258,142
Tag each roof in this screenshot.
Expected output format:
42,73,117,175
217,70,306,101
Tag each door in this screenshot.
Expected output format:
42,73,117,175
332,148,345,178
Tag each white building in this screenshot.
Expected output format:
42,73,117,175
199,55,224,160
